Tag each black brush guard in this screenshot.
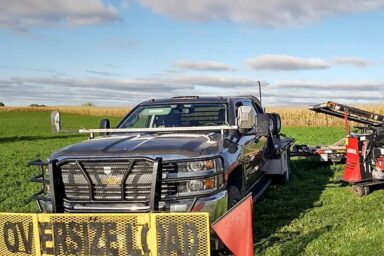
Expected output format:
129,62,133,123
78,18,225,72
29,160,51,211
30,158,163,213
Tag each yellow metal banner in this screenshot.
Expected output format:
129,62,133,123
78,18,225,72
0,212,210,256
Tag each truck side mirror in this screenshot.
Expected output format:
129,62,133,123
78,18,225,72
255,114,270,136
99,119,110,136
237,106,255,129
50,111,61,133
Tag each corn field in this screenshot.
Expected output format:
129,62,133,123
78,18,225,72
0,106,130,117
268,105,384,127
1,105,384,127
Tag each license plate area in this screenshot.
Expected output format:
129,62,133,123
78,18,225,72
0,212,210,256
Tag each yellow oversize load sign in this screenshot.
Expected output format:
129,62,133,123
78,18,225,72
0,212,210,256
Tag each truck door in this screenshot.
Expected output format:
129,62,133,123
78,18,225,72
238,100,268,192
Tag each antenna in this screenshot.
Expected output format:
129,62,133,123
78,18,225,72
257,81,262,105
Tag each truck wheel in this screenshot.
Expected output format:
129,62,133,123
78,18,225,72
364,186,370,195
277,149,291,185
228,185,242,209
352,185,365,197
282,165,290,184
269,113,281,135
218,186,241,256
211,246,233,256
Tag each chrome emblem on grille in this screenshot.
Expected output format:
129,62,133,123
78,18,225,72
103,166,112,174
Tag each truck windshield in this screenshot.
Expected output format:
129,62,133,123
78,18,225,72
120,103,228,128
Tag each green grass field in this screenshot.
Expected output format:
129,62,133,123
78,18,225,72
1,111,384,255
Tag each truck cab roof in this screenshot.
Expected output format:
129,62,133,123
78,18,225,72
138,95,262,107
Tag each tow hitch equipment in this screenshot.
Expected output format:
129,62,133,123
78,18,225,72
309,101,384,196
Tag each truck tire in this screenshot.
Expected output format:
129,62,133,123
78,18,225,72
270,113,281,135
216,186,242,256
352,185,370,196
352,185,365,196
281,162,290,184
364,186,370,195
277,149,291,185
228,185,242,209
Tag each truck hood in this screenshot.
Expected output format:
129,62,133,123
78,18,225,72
51,133,221,160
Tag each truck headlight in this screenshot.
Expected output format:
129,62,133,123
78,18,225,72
174,158,223,178
188,180,204,191
186,177,219,191
162,158,224,197
187,160,215,172
177,175,224,196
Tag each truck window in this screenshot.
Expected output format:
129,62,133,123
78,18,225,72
253,101,264,113
240,100,258,116
120,103,228,128
242,100,261,114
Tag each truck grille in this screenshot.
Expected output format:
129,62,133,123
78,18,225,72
60,159,155,202
59,159,179,204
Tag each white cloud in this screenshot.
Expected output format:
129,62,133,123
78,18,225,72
0,75,263,105
99,38,136,49
236,79,384,105
271,80,384,91
333,56,372,67
168,75,265,87
2,75,383,106
1,85,151,106
264,90,382,101
86,70,120,77
0,66,66,76
175,60,234,71
6,75,259,90
0,0,118,31
247,55,329,71
139,0,384,28
121,0,131,9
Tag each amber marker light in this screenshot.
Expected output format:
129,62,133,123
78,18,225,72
204,160,215,169
204,178,216,190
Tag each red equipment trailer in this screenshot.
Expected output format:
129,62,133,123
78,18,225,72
291,138,346,163
309,101,384,196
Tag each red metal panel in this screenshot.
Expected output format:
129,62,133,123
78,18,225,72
344,112,349,134
343,137,362,182
376,156,384,171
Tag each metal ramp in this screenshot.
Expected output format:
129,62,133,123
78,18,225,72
309,101,384,126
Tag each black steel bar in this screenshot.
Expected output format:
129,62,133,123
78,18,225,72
120,160,135,200
31,192,51,202
150,158,162,211
75,161,94,200
30,174,50,184
28,159,48,166
258,80,262,106
48,160,65,213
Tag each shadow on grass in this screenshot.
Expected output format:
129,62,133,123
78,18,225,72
278,225,332,255
0,134,84,143
253,158,334,254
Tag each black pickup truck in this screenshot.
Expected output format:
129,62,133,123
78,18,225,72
31,96,293,222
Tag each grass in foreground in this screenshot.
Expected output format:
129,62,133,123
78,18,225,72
255,129,384,255
0,111,121,212
1,112,384,255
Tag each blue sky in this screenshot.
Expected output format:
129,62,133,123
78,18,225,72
1,0,384,106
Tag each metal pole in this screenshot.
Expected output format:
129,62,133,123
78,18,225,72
258,81,262,105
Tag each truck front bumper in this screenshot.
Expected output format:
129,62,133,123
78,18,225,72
168,190,228,222
37,190,228,221
190,190,228,222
